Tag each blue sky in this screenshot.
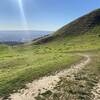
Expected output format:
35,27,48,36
0,0,100,31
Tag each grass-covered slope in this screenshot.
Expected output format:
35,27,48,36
0,50,81,97
0,9,100,98
34,9,100,49
33,9,100,100
29,9,100,54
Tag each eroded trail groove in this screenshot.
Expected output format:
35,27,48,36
91,81,100,100
6,54,91,100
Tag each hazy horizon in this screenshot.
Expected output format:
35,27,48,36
0,30,51,42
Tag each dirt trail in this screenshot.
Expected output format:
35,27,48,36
91,81,100,100
6,54,91,100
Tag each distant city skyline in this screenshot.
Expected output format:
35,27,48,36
0,0,100,31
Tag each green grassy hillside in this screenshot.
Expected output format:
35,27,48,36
34,9,100,44
32,25,100,53
0,9,100,98
27,9,100,54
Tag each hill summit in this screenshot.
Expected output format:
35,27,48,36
55,8,100,35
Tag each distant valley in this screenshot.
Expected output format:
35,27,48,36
0,30,51,45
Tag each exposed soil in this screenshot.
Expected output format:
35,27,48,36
91,81,100,100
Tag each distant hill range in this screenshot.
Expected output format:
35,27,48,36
0,41,24,45
0,30,51,45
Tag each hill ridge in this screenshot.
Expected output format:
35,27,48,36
34,8,100,44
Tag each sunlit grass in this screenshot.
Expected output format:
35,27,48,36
0,48,81,97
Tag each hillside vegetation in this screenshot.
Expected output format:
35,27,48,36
0,9,100,99
32,9,100,52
